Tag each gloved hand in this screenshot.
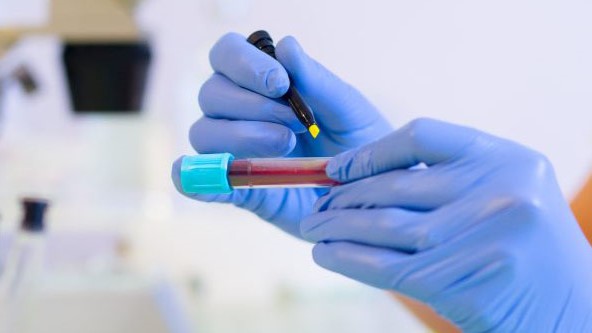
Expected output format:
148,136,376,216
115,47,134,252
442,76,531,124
172,32,391,237
302,118,592,332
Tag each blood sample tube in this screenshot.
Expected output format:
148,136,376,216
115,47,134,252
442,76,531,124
180,153,338,194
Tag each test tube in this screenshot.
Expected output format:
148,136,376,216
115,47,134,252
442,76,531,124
180,153,339,194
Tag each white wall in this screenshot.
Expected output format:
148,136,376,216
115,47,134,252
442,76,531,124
1,0,591,328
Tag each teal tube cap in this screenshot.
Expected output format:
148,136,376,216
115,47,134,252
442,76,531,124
180,153,235,194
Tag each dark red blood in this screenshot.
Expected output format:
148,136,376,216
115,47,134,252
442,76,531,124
228,159,339,188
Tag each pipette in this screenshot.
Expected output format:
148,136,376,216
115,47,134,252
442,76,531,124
247,30,320,139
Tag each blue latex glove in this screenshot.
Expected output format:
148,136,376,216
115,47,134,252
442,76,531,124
302,118,592,332
172,32,391,237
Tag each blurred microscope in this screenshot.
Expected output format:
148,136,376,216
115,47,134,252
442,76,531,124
0,0,151,113
0,1,191,332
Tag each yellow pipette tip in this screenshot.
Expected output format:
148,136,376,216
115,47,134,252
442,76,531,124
308,124,320,139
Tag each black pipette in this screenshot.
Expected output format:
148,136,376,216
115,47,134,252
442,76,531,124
247,30,320,139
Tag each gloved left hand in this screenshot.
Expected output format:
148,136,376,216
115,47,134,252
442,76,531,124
172,33,391,237
302,118,592,332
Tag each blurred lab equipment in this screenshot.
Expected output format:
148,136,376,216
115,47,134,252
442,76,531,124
63,41,151,113
0,198,194,333
0,198,49,333
4,65,38,94
0,64,39,135
0,198,49,297
0,0,151,113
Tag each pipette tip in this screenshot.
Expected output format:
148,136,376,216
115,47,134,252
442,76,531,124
309,124,320,139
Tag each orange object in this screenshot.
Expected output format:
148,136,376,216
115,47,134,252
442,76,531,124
571,174,592,245
395,294,459,332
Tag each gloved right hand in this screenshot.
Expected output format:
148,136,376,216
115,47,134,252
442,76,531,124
302,118,592,332
172,32,392,238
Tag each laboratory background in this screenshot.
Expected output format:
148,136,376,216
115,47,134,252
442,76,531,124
1,0,591,332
